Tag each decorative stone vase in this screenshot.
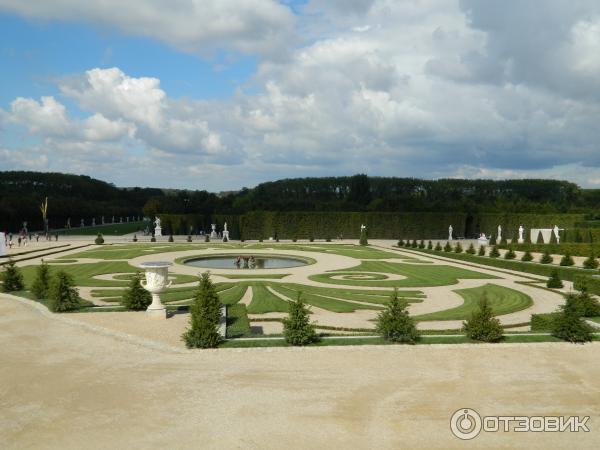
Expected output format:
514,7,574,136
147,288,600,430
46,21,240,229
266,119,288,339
139,262,172,319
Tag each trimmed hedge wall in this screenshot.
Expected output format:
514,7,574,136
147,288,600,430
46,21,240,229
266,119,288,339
500,243,599,257
157,212,585,241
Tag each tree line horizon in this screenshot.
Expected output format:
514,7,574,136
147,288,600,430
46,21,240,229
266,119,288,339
2,171,600,232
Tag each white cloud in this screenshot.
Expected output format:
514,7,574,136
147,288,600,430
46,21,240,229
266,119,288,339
0,0,295,58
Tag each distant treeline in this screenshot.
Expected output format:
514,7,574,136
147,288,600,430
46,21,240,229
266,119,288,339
3,171,600,232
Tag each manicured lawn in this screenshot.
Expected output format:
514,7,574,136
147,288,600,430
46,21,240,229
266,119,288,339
247,285,290,314
309,261,496,287
20,261,137,288
270,284,380,312
218,273,291,279
226,303,252,338
415,284,533,321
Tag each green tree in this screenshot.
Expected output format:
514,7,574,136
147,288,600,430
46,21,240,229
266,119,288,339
454,242,463,253
397,239,404,247
31,260,51,299
478,245,486,256
427,240,433,250
504,246,516,260
583,251,598,269
376,289,419,344
418,240,425,249
434,242,442,251
521,250,533,262
546,270,564,288
559,253,574,266
48,271,81,312
1,260,24,292
359,227,368,246
462,295,503,342
94,233,104,245
282,292,317,346
182,272,222,349
121,272,152,311
540,249,553,264
466,243,476,254
443,242,452,252
551,293,593,343
489,246,500,258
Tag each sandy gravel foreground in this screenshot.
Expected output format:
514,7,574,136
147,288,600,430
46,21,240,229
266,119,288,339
1,297,599,450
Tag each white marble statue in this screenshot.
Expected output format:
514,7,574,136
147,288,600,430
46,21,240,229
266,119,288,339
154,216,162,237
554,225,560,244
361,224,366,232
497,225,502,242
518,225,524,243
222,222,230,242
448,225,453,241
224,222,228,232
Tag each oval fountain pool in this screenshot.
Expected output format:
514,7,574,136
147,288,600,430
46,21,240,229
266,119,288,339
183,254,311,269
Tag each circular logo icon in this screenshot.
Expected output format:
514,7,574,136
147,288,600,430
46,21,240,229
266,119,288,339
450,408,482,440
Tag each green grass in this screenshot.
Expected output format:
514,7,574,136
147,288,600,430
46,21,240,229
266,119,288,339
218,273,290,279
219,285,248,305
226,303,253,338
56,221,148,236
270,284,381,312
20,261,137,288
309,261,495,287
415,284,533,321
247,284,290,314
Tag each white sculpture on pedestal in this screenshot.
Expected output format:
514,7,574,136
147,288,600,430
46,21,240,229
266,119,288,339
211,224,217,238
497,225,502,242
139,261,172,319
222,222,230,241
154,216,162,237
518,225,524,244
554,225,560,244
448,225,453,241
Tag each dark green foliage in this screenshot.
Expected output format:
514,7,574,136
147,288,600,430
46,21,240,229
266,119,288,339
187,235,193,242
559,253,574,266
443,242,452,252
1,260,24,292
549,230,558,244
488,235,496,245
31,261,51,299
133,234,138,242
427,240,433,250
454,242,463,253
540,250,553,264
168,234,174,243
94,233,104,245
397,240,404,247
524,228,531,243
462,295,503,342
418,240,425,249
535,231,544,244
567,287,600,316
376,289,419,344
521,250,533,261
121,272,152,311
551,293,593,343
489,246,500,258
499,232,507,245
204,234,210,242
411,239,418,248
466,243,476,255
182,272,222,349
504,247,516,260
477,245,486,256
531,313,559,332
282,293,317,346
48,271,81,312
150,236,156,242
546,270,564,289
434,242,442,251
583,251,598,269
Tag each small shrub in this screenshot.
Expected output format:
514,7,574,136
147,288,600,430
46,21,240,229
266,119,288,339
411,239,418,248
325,237,331,242
454,242,463,253
418,240,425,249
94,233,104,245
1,260,24,292
466,243,476,255
427,240,433,250
150,236,156,242
376,289,419,344
443,242,452,252
133,234,138,242
546,269,564,289
292,237,297,242
539,250,553,264
397,240,404,247
31,261,51,299
521,250,533,262
48,271,81,312
477,245,486,256
559,253,574,266
282,292,317,346
187,235,192,242
182,272,222,349
572,289,600,317
531,313,558,332
168,234,174,243
434,242,442,251
504,247,516,260
204,235,210,242
489,246,500,258
121,272,152,311
462,295,503,342
359,228,368,246
583,252,598,269
551,293,593,343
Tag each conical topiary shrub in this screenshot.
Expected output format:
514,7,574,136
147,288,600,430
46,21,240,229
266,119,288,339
547,269,564,288
1,260,24,292
559,253,575,266
521,250,533,262
540,250,553,264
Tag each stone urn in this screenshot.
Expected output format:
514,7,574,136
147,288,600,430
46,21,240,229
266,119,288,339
139,261,172,319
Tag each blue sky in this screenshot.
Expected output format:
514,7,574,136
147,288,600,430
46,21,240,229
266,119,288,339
1,1,600,190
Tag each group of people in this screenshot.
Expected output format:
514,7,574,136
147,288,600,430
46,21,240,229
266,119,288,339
4,230,58,248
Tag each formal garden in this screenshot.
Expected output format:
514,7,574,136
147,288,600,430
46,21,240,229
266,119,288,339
2,235,599,349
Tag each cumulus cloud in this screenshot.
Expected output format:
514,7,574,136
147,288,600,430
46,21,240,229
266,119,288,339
0,0,296,58
2,0,600,189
